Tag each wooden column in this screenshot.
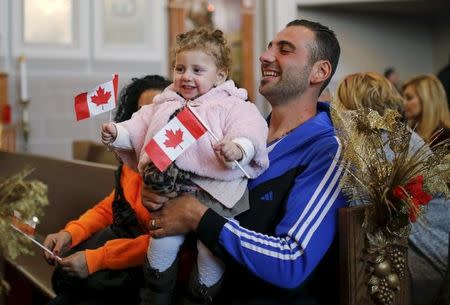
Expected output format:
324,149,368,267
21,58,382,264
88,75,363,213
0,73,15,152
168,0,187,73
241,0,255,102
0,126,16,152
0,72,8,118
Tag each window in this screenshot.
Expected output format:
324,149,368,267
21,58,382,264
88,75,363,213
24,0,73,45
12,0,88,59
93,0,166,61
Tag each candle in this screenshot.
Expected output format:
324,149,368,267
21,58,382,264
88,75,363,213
19,55,28,101
23,108,29,125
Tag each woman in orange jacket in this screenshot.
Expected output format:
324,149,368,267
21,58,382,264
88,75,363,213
44,75,171,305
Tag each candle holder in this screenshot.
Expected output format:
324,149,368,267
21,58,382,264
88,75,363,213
18,98,30,152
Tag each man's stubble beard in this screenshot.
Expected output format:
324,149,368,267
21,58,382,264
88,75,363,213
261,64,312,106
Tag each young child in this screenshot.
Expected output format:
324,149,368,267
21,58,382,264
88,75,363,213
101,28,269,305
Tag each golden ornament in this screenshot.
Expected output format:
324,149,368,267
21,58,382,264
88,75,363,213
374,260,392,277
387,273,400,290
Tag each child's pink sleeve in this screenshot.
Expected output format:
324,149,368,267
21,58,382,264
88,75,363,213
113,105,155,170
222,99,269,175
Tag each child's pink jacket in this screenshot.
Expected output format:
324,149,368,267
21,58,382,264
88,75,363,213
116,80,269,181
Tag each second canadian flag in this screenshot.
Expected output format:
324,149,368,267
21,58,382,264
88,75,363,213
74,74,118,121
145,107,207,172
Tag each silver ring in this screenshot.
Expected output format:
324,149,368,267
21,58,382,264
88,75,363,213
151,219,157,228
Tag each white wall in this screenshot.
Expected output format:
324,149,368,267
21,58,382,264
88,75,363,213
2,0,448,160
12,73,162,158
254,1,446,109
1,0,168,159
297,9,435,91
433,19,450,72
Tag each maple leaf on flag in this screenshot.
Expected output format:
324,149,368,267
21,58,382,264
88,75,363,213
163,128,184,149
91,86,112,108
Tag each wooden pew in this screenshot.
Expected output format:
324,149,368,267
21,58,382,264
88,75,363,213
0,151,115,304
72,140,118,166
339,205,411,305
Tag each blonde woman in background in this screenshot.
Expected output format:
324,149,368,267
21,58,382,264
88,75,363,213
335,72,450,305
336,71,403,113
402,74,450,145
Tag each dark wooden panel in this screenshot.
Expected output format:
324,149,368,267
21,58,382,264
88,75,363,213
0,151,116,302
339,205,410,305
0,151,115,235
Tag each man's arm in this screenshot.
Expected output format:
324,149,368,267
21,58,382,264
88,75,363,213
149,140,346,289
199,141,346,288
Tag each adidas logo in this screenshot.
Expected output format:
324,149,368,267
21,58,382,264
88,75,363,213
260,191,273,201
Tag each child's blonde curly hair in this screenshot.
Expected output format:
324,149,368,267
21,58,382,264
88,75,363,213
172,27,232,74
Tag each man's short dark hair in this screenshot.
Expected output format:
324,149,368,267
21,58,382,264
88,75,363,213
114,75,171,123
286,19,340,93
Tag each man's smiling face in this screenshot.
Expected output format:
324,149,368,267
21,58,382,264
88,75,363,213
259,25,316,104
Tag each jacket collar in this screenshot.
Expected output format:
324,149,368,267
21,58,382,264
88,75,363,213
268,102,335,161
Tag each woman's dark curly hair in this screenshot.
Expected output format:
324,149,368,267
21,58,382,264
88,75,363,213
114,75,171,123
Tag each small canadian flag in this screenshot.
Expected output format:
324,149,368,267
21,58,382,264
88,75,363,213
11,210,37,236
145,107,207,172
74,74,118,121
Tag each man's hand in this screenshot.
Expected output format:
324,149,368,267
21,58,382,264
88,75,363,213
214,141,243,162
43,231,72,265
60,251,89,279
101,123,117,145
148,194,208,238
141,183,177,212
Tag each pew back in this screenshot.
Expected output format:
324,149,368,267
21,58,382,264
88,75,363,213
0,151,115,301
0,151,115,235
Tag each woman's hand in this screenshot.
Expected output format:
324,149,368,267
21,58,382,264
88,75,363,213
60,251,89,279
148,194,208,238
43,231,72,265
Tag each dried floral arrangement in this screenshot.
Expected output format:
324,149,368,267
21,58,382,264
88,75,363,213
331,102,450,305
0,168,48,295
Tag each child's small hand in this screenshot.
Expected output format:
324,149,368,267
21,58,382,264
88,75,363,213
214,140,243,162
101,123,117,145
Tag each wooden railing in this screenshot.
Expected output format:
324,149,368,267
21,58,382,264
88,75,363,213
0,151,115,304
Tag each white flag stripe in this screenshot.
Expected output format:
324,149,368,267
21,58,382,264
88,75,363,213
86,80,116,116
152,116,197,161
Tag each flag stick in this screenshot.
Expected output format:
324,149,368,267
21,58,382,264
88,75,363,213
105,110,113,152
187,105,250,179
10,224,62,262
109,73,116,124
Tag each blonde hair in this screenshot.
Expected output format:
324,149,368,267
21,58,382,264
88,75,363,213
172,28,231,73
402,74,450,141
335,72,404,115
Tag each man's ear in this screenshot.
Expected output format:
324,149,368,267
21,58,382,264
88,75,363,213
216,70,228,85
310,60,332,85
